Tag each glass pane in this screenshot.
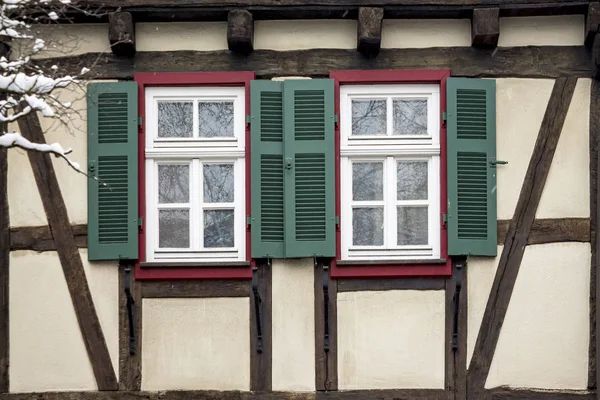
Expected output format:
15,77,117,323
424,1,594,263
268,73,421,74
351,99,386,136
352,162,383,201
203,164,234,203
352,207,384,246
157,102,193,138
397,206,428,245
199,101,234,137
158,164,189,204
159,209,189,248
397,161,428,201
204,210,235,248
393,99,428,136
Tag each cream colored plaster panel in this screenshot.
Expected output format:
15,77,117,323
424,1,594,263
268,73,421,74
272,259,315,391
10,250,97,392
485,243,590,389
141,298,250,391
381,19,471,48
496,79,554,219
338,290,445,389
7,145,47,227
255,20,356,50
136,22,228,52
537,79,590,218
498,16,584,46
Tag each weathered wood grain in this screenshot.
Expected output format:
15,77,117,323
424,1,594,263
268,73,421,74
590,79,600,391
587,2,600,48
142,280,250,298
338,277,445,292
471,8,500,48
0,147,8,393
10,224,87,251
357,7,384,56
17,112,118,390
118,264,142,391
109,12,136,57
488,387,595,399
467,77,578,396
315,263,338,391
227,10,254,54
445,258,467,400
497,217,590,245
250,263,272,391
36,46,593,81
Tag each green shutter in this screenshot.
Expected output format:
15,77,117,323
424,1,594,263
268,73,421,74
87,82,138,261
251,80,285,258
447,78,497,257
283,79,335,258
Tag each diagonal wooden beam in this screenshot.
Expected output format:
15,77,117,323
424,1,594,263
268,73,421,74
17,112,118,390
118,263,142,391
467,77,578,396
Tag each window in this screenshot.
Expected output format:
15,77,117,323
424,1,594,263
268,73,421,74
144,86,246,262
340,84,441,261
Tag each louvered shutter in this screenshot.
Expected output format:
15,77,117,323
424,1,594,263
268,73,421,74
447,78,497,256
283,79,335,258
87,82,139,261
251,80,285,258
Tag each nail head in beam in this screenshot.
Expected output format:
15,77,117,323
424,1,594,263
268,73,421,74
587,3,600,48
228,10,254,55
108,12,136,57
357,7,384,57
471,8,500,48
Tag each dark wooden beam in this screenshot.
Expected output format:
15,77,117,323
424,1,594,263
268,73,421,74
467,77,578,397
497,217,590,245
250,263,272,391
10,224,87,252
357,7,383,57
142,280,249,298
0,144,8,395
38,46,593,81
590,79,599,391
315,263,337,391
17,112,118,391
118,263,142,391
445,258,467,400
488,387,595,399
587,2,600,48
593,33,600,80
338,277,445,292
108,12,136,57
471,8,500,48
227,9,253,55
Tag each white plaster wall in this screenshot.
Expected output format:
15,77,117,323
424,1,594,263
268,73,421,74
498,16,584,47
9,250,118,392
496,79,554,220
271,259,315,391
136,22,228,52
141,297,250,391
381,19,471,48
337,290,445,390
537,78,591,218
254,20,356,50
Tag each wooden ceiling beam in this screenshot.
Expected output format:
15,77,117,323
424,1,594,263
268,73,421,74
228,9,254,55
357,7,384,57
471,8,500,48
108,12,136,57
586,2,600,47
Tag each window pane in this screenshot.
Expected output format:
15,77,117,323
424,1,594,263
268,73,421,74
204,210,235,248
397,206,428,245
353,162,383,201
158,164,189,203
397,161,428,200
203,164,234,203
351,99,386,136
353,207,384,246
157,102,193,138
393,99,427,136
199,101,234,137
159,209,189,248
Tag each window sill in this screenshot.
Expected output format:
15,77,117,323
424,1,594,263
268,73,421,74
135,261,252,280
331,258,451,278
140,261,250,268
337,259,446,266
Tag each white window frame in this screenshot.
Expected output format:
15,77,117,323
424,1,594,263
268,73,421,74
340,84,441,261
145,86,246,262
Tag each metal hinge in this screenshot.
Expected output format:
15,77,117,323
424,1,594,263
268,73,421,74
322,261,330,353
442,213,448,228
123,264,136,355
442,111,447,121
247,216,252,226
335,216,339,226
138,116,143,126
246,115,252,124
138,217,143,228
251,267,263,353
452,260,465,351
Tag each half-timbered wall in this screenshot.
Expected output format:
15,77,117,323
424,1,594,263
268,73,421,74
3,13,594,398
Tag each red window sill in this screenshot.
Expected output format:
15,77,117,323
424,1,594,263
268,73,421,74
135,262,252,280
330,258,452,278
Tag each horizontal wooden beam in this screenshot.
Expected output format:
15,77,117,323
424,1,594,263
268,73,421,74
64,0,589,22
338,277,446,292
38,46,593,81
10,224,87,252
487,387,595,399
141,280,250,298
497,217,590,245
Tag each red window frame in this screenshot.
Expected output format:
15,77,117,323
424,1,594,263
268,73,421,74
329,69,452,278
134,72,255,280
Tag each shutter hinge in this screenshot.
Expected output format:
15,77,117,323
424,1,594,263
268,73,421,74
322,262,330,353
442,111,447,121
452,260,465,351
246,115,252,124
247,216,252,226
442,213,448,228
138,217,143,228
123,264,136,355
138,116,143,126
251,267,263,353
335,216,339,226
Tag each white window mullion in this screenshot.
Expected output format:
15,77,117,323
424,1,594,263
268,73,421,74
191,159,201,251
385,156,395,250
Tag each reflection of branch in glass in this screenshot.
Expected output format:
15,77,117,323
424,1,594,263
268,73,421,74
352,162,383,201
199,102,234,137
159,165,189,203
393,100,427,135
397,161,428,201
351,99,386,136
204,210,234,247
203,164,234,203
158,102,193,138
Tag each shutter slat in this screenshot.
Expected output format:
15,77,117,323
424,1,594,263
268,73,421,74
87,82,138,261
447,78,497,256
